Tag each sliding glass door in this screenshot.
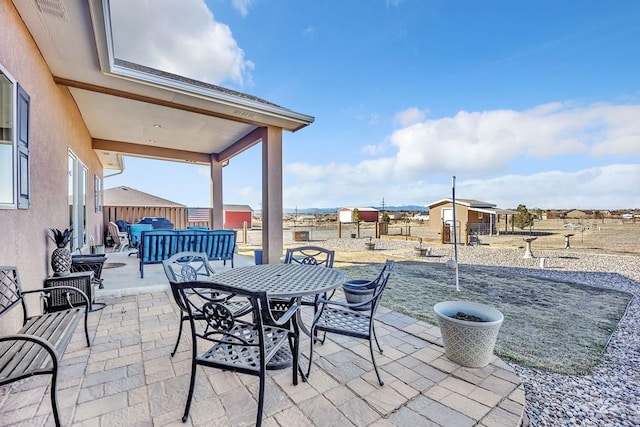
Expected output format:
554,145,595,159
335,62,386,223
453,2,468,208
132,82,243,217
68,150,87,251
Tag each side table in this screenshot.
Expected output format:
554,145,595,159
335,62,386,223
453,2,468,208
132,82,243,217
44,271,105,312
71,254,107,289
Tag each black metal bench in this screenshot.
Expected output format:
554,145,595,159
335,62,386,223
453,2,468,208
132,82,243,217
0,266,91,426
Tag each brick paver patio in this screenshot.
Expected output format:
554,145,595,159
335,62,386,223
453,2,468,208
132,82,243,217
0,253,525,426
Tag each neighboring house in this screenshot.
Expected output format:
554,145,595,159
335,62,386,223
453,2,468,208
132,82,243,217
104,185,186,229
337,207,380,223
104,186,183,208
427,198,516,236
0,1,312,333
413,212,430,221
104,187,253,230
223,204,253,229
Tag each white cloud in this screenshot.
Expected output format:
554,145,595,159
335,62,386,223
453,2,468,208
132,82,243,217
459,164,640,209
389,102,640,179
110,0,253,87
393,107,428,126
283,102,640,209
232,0,254,17
285,163,640,209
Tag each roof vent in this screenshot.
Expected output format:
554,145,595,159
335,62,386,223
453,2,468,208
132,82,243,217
34,0,68,20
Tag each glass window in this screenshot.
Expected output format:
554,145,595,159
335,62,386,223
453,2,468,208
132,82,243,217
0,68,15,206
0,64,29,209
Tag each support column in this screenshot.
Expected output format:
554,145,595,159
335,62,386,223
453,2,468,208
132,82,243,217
262,127,283,264
210,157,224,230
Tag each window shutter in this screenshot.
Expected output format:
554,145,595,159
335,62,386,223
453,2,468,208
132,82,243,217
17,84,29,209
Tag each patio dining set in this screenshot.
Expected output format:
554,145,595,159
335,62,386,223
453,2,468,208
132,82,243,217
161,246,395,426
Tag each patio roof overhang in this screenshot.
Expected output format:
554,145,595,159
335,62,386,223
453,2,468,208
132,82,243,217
13,0,314,170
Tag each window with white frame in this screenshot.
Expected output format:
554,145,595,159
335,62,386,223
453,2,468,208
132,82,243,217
0,63,30,209
68,150,88,251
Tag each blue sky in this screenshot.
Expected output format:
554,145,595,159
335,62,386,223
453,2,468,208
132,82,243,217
106,0,640,210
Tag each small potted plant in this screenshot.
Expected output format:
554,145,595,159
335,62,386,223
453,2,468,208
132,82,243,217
49,228,73,276
364,236,375,250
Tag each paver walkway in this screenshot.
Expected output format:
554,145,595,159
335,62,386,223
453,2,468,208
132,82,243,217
0,253,526,426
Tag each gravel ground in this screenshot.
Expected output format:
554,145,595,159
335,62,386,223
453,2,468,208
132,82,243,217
300,236,640,427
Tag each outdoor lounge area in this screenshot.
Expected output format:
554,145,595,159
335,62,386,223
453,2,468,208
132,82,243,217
0,252,525,426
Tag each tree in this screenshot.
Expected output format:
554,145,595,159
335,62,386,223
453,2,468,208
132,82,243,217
513,204,534,230
351,208,361,236
531,208,543,220
351,208,360,224
593,210,605,223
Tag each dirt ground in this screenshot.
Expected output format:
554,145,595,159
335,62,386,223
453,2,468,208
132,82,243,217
244,218,639,259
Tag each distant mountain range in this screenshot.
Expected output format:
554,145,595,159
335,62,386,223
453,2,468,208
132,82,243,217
283,205,428,215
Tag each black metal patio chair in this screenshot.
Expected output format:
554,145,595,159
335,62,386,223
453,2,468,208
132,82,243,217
269,246,336,345
171,279,300,426
162,251,251,357
283,246,335,306
306,260,395,386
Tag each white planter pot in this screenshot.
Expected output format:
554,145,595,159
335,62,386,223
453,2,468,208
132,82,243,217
434,301,504,368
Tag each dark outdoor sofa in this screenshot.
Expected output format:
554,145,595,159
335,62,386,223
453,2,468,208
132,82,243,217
138,229,237,278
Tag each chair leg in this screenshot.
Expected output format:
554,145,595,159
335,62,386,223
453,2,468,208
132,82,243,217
171,318,184,357
291,317,300,385
182,360,197,422
372,322,383,354
256,368,266,427
369,338,384,386
50,370,61,427
306,326,317,381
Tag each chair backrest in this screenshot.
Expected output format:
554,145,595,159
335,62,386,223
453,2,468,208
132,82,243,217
284,246,335,268
163,252,218,314
107,222,125,245
0,267,24,319
367,260,395,313
170,280,283,345
129,223,154,247
162,251,216,283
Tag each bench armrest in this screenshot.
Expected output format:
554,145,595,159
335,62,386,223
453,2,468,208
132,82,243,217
23,285,91,309
22,286,92,346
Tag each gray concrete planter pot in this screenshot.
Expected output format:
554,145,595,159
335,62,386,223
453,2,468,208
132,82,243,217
433,301,504,368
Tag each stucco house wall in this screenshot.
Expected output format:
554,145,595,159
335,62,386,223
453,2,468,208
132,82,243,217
0,2,103,332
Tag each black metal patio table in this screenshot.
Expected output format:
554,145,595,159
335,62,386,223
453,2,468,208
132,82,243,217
211,263,346,369
212,263,345,298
